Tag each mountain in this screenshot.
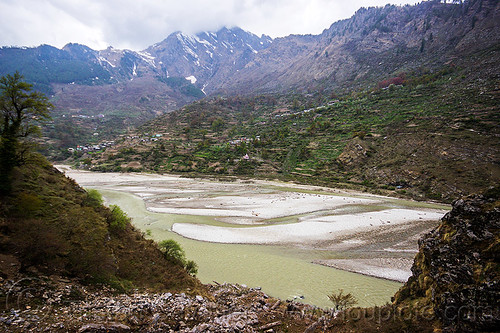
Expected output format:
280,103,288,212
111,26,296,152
0,26,272,96
145,27,272,94
3,0,498,98
0,44,113,94
1,0,499,162
218,0,500,93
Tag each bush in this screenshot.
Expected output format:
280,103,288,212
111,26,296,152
185,260,198,276
85,188,103,207
328,289,358,311
378,74,406,89
159,239,185,264
108,205,130,230
158,239,198,275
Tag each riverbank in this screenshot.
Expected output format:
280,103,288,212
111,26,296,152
314,258,413,283
0,261,323,332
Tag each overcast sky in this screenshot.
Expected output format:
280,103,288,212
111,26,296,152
0,0,421,51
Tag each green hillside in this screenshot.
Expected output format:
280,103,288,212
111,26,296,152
86,59,499,202
0,155,202,292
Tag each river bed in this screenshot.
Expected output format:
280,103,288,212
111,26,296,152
56,166,448,308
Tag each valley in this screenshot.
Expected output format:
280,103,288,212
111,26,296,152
57,166,447,308
84,68,500,203
1,0,499,331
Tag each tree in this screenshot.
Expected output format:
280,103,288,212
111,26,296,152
0,72,51,194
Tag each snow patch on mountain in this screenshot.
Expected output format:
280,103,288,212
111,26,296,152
137,51,156,68
201,83,208,94
194,34,215,49
98,56,116,68
185,75,197,84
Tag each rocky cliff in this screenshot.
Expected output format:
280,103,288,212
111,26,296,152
216,0,500,94
394,187,500,332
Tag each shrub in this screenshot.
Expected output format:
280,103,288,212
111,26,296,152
158,239,198,275
159,239,186,264
185,260,198,276
85,188,103,207
328,289,358,311
108,205,130,230
378,74,406,89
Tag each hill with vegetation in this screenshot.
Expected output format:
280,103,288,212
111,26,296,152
83,57,499,202
1,0,498,161
0,73,201,317
0,157,201,292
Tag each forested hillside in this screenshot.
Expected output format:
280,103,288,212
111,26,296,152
0,73,200,296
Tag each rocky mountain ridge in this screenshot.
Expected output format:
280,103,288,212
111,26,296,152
216,0,500,93
144,27,273,94
2,0,498,97
0,26,272,96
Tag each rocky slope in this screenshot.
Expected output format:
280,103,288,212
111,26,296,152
145,27,272,94
226,0,500,94
0,278,323,332
393,187,500,332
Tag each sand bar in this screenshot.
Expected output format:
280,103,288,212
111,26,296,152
56,166,448,281
171,209,444,244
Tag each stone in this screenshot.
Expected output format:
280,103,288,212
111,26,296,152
78,322,130,332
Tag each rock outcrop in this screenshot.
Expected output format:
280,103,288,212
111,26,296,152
394,187,500,332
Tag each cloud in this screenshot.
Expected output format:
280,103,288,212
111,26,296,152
0,0,107,49
1,0,420,50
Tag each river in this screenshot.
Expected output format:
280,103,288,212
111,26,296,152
57,166,448,308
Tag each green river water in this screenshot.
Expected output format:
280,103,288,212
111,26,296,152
98,188,407,308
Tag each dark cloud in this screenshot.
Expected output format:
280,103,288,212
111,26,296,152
1,0,420,50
